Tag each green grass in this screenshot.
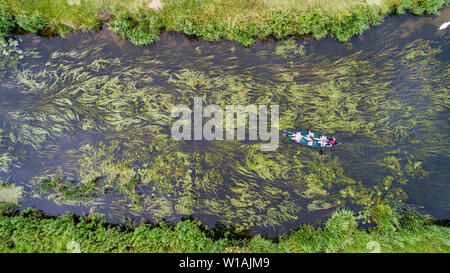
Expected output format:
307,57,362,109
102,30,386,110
0,0,448,45
0,204,448,253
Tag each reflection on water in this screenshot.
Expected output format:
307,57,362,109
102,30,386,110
0,9,449,235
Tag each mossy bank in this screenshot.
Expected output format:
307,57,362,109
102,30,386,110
0,0,449,46
0,203,449,253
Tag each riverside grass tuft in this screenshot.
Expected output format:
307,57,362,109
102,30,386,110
0,0,448,45
0,203,449,253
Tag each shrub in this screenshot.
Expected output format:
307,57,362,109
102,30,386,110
268,10,294,39
0,5,14,43
397,0,414,14
248,235,289,252
309,9,329,40
324,209,358,237
322,209,360,252
411,0,448,15
287,224,329,253
110,11,163,46
372,204,400,234
15,11,47,33
176,19,197,36
229,27,254,46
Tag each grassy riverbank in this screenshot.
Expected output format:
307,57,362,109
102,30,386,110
0,0,448,46
0,203,448,253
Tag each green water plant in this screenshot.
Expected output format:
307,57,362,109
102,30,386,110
0,182,23,205
36,177,103,204
274,38,306,58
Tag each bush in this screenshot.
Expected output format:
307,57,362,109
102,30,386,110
110,11,163,46
268,10,294,39
15,11,47,33
229,27,254,46
286,225,329,253
397,0,414,14
411,0,448,15
324,209,358,237
248,235,289,252
309,9,329,40
0,5,15,43
394,0,448,15
372,204,400,234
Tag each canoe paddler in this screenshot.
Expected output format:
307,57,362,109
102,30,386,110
292,132,305,142
293,132,314,143
319,135,329,147
305,131,315,142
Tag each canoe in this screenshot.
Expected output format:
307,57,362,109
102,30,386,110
282,130,341,147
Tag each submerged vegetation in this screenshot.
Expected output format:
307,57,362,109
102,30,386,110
0,0,448,45
0,181,23,205
0,204,448,253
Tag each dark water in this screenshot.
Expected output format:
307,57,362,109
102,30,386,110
0,9,449,235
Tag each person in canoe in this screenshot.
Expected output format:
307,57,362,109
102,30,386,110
293,131,315,142
282,129,341,147
319,136,337,147
318,135,329,147
292,132,306,142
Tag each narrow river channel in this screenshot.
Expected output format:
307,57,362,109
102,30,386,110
0,8,448,235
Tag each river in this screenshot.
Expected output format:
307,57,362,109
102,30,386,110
0,8,448,235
